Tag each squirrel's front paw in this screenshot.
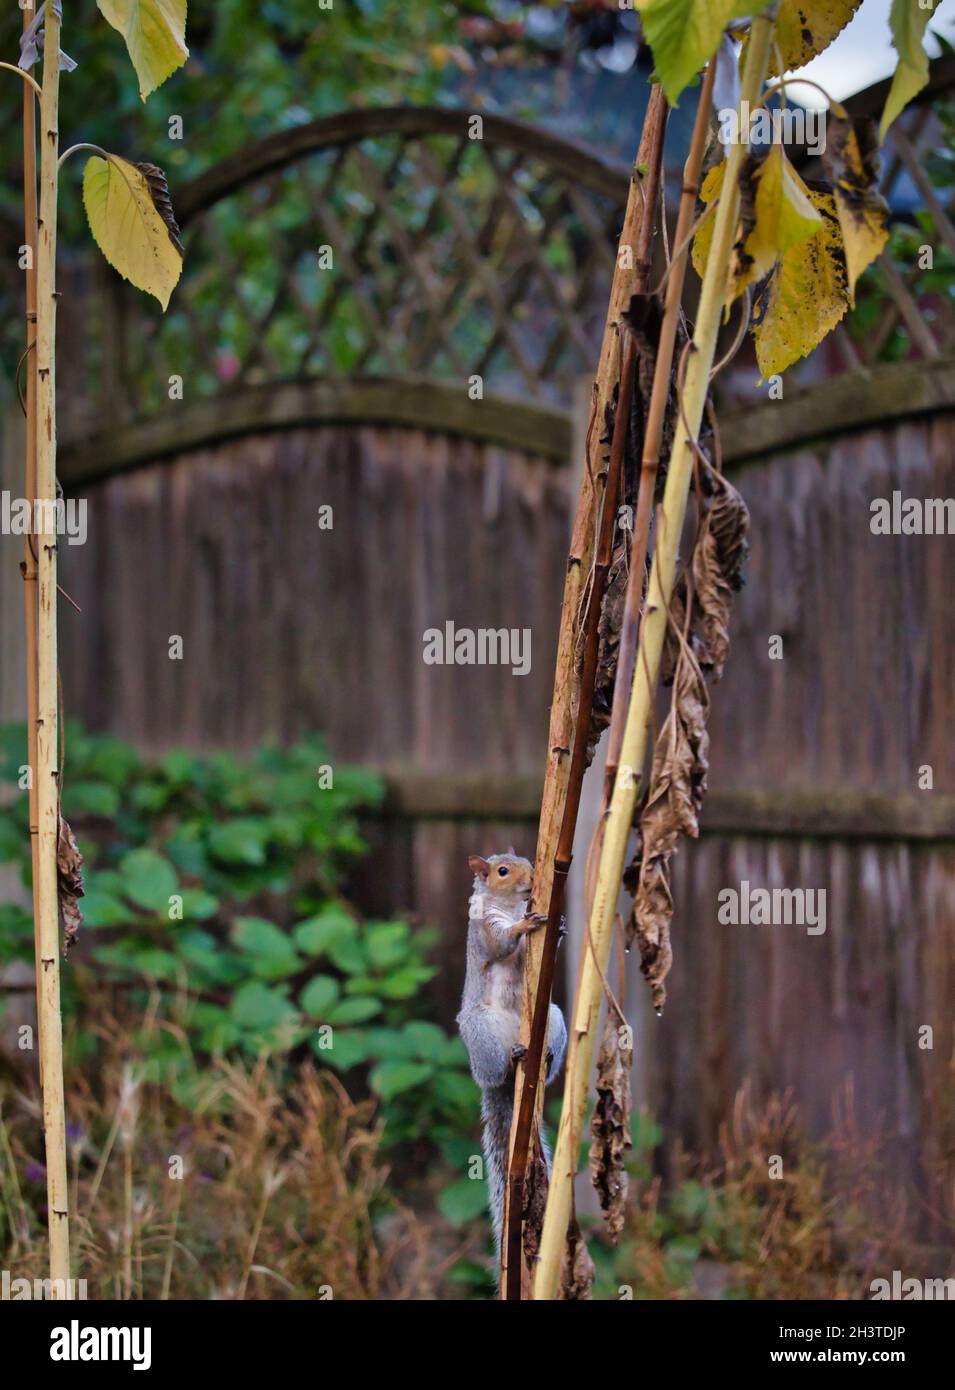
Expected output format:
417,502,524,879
522,911,548,932
509,1043,528,1067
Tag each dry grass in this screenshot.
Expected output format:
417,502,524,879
605,1085,942,1300
1,1038,435,1300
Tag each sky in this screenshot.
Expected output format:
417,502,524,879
789,0,955,107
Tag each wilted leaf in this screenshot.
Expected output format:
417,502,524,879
695,149,820,304
522,1133,550,1266
734,145,821,295
635,0,762,106
96,0,189,100
82,154,183,310
771,0,862,73
627,624,710,1012
881,0,937,139
558,1216,595,1300
752,190,849,379
822,115,890,303
57,815,84,954
589,1011,632,1243
691,471,750,681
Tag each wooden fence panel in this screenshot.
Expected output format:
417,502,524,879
49,404,955,1230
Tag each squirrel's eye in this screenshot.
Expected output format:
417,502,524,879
497,866,509,877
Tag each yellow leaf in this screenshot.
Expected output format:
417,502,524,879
97,0,188,101
692,150,820,306
771,0,862,73
752,190,849,379
733,145,821,296
880,0,937,140
822,115,890,304
691,161,725,283
83,155,183,310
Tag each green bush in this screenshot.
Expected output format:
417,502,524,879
0,723,477,1150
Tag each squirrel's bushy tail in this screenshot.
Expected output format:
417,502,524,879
482,1085,553,1257
481,1085,512,1255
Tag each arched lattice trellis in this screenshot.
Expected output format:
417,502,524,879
90,108,631,422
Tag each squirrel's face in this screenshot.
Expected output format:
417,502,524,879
468,851,534,899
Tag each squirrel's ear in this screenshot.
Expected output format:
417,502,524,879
468,855,490,880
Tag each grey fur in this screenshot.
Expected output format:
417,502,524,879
456,853,568,1253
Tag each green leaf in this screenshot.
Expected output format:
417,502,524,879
314,1028,372,1071
433,1071,479,1109
79,886,129,928
231,916,300,980
189,1003,240,1053
299,974,340,1019
119,847,178,913
82,155,183,310
438,1178,488,1227
229,981,298,1032
881,0,938,139
376,965,435,999
635,0,760,106
325,931,366,976
179,888,218,921
400,1021,448,1060
292,906,356,956
326,996,381,1025
87,737,141,786
207,818,268,866
66,781,121,818
369,1059,432,1100
364,920,410,970
96,0,189,100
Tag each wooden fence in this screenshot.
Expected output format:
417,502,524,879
41,369,955,1245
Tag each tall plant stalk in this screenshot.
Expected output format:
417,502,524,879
532,11,778,1300
21,0,42,1088
33,0,70,1289
603,57,716,802
501,84,668,1298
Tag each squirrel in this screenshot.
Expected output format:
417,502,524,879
456,851,567,1254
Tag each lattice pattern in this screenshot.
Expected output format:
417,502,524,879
97,127,625,419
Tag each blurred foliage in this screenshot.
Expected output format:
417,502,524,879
586,1094,924,1302
0,722,478,1158
1,1049,439,1299
848,98,955,363
0,1,638,240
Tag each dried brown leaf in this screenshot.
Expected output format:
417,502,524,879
558,1215,595,1300
627,628,709,1011
521,1132,549,1267
692,471,750,681
135,161,184,255
589,1010,633,1242
57,814,84,954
